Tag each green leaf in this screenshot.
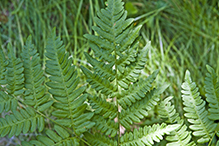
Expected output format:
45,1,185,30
181,70,216,143
6,43,24,96
37,100,54,112
0,107,41,138
204,65,219,121
120,123,180,146
45,28,94,135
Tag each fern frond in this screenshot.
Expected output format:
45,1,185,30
204,65,219,121
120,123,179,146
89,43,115,63
92,115,118,137
158,96,179,123
158,97,195,146
21,125,80,146
0,48,8,86
118,70,158,109
84,132,117,146
45,29,94,135
117,40,150,85
116,42,138,72
0,107,44,138
166,119,196,146
81,66,118,96
120,89,160,129
6,43,24,96
88,94,117,119
82,0,161,143
84,52,116,81
21,36,53,111
0,91,17,113
181,70,216,143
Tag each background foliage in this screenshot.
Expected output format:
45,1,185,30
0,0,219,145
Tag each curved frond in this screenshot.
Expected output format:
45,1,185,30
21,36,53,111
120,123,179,146
45,29,94,135
0,107,44,138
0,91,17,113
84,132,117,146
181,70,216,143
204,65,219,121
21,125,80,146
6,43,24,96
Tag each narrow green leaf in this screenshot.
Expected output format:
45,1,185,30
37,116,45,132
54,125,70,139
46,129,62,143
37,100,54,112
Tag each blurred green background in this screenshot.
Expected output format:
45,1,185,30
0,0,218,144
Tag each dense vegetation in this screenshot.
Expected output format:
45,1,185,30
0,0,218,145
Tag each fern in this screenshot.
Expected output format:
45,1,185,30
0,48,8,87
181,70,216,143
0,29,94,145
120,123,179,146
1,0,218,145
21,36,53,111
84,132,118,146
204,65,219,121
5,43,24,96
81,0,178,145
45,29,95,136
22,125,80,146
0,91,17,114
158,96,195,146
0,107,44,138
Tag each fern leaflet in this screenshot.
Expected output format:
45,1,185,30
158,96,195,146
21,36,53,111
120,123,179,146
0,107,44,138
181,70,216,143
6,43,24,96
204,65,219,121
0,48,8,86
22,124,80,146
45,28,95,135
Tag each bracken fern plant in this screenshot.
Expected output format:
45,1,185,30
0,0,219,146
80,0,180,145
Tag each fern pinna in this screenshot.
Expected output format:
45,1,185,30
81,0,178,145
